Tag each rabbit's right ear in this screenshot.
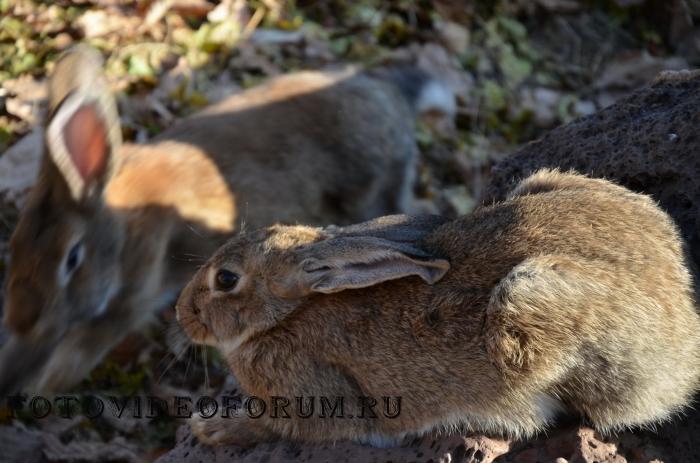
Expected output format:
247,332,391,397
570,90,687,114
45,45,121,202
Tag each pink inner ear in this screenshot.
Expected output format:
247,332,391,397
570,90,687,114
62,104,108,183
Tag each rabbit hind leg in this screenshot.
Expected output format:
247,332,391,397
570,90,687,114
484,255,608,429
484,254,687,432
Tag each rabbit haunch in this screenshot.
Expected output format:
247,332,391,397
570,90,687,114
176,169,700,446
0,45,452,394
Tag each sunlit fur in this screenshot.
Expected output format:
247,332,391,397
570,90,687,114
177,170,700,447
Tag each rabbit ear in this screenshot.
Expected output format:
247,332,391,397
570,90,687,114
300,237,449,294
45,45,121,202
324,214,450,242
294,216,450,294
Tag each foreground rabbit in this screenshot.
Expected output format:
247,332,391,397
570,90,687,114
0,45,451,393
177,169,700,446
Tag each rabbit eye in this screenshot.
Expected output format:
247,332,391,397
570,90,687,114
215,269,239,291
65,242,84,273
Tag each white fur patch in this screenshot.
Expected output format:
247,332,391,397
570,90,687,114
535,393,565,423
415,80,456,117
207,267,217,292
358,432,405,449
93,279,121,317
221,329,254,353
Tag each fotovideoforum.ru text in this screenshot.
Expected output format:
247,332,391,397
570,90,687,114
2,395,402,420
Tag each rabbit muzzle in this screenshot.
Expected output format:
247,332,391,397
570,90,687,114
3,279,44,336
175,279,216,346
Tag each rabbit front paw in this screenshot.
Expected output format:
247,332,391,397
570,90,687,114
190,414,235,446
190,414,264,447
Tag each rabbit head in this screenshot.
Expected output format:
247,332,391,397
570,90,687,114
176,215,451,348
4,46,125,341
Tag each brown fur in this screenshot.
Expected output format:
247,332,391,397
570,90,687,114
176,169,700,446
1,46,425,393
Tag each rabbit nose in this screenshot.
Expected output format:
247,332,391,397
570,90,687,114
189,285,212,319
191,303,201,316
176,280,203,320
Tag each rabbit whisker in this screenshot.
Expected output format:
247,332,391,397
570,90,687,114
239,206,248,236
178,318,208,337
183,344,194,383
203,345,211,391
171,256,206,263
187,224,204,238
154,349,174,372
156,341,191,384
159,321,182,336
154,328,188,370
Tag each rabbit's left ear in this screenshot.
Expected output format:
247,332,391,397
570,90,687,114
298,235,449,294
270,215,450,298
45,45,122,203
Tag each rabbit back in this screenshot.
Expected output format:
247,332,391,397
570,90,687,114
153,68,419,228
442,170,700,433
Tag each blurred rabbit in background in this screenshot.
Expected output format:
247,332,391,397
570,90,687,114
0,45,454,394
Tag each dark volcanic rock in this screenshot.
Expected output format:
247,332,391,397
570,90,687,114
154,425,511,463
484,70,700,270
484,69,700,463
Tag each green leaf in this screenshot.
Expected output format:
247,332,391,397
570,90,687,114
500,47,532,86
482,80,507,112
497,17,527,40
128,55,154,78
330,37,351,56
13,53,38,75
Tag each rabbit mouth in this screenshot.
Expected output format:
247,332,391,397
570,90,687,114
178,313,217,346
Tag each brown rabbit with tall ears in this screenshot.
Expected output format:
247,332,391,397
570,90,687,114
0,45,452,393
176,169,700,447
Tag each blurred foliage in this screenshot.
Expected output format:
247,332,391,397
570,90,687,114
0,0,689,147
88,361,148,396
